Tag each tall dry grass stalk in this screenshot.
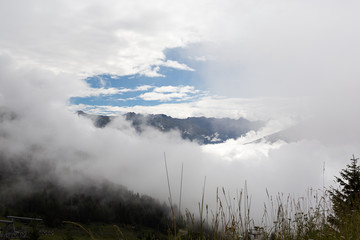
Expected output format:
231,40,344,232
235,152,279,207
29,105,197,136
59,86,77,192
113,225,126,240
162,155,337,239
179,162,184,218
198,176,207,239
211,182,254,239
175,185,334,240
164,152,177,237
63,221,96,240
261,188,331,239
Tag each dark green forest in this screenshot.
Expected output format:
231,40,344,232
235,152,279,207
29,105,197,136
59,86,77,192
0,154,172,233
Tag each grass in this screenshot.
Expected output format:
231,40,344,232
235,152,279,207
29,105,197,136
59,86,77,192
29,185,360,240
38,223,168,240
167,185,360,240
160,156,341,239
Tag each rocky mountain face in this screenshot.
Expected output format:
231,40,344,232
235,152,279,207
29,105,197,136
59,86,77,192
78,111,265,144
77,110,113,128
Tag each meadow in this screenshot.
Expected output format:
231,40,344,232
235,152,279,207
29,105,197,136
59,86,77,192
2,156,360,240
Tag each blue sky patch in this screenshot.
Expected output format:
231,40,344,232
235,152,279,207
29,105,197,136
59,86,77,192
70,47,210,108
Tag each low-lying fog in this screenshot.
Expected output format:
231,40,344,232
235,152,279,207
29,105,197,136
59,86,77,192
2,54,360,223
1,0,360,224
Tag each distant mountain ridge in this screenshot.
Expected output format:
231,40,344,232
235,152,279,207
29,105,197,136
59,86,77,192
77,111,265,144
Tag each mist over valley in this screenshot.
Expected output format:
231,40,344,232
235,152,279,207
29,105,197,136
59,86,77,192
1,0,360,237
78,111,266,144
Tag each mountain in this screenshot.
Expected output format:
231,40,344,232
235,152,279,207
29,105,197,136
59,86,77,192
78,111,265,144
77,110,113,128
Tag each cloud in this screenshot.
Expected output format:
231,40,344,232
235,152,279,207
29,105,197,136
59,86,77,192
75,85,154,97
188,56,213,62
73,84,205,103
199,1,360,99
0,54,359,223
138,59,195,77
78,87,123,97
138,85,202,102
0,0,210,77
1,0,360,224
154,86,198,93
139,66,164,77
70,96,307,121
139,92,181,101
133,85,154,91
179,0,360,148
160,60,195,71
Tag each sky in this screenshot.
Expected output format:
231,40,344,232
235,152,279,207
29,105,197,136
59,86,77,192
1,0,360,222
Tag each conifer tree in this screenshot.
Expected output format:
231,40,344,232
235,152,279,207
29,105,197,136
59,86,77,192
329,155,360,227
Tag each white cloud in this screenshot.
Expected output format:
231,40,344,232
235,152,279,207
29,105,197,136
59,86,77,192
160,60,195,71
134,85,154,91
137,60,195,76
188,55,215,62
202,139,285,162
194,1,360,101
78,87,122,97
153,86,180,93
118,85,154,93
0,0,211,77
139,66,164,77
139,92,181,101
71,85,205,102
154,85,199,94
75,85,154,97
72,96,308,121
138,85,203,102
